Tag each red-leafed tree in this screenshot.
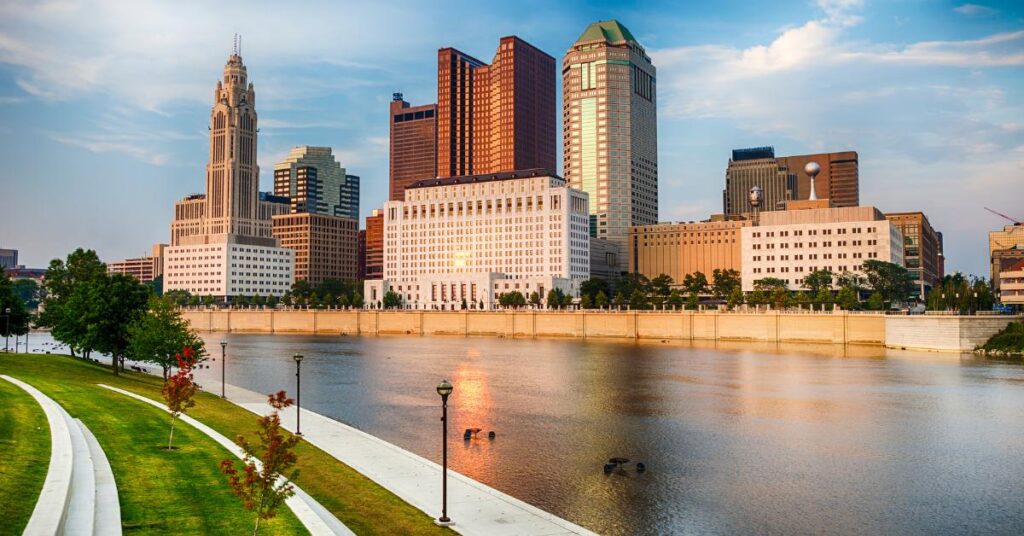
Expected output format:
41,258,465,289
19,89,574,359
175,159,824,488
220,391,301,536
161,347,197,450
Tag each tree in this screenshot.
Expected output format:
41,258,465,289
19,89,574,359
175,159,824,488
529,292,542,308
37,249,107,357
0,273,31,338
682,272,709,295
281,294,293,307
613,291,626,309
862,260,915,308
801,269,834,295
837,286,859,310
382,290,402,309
595,290,608,309
771,287,792,309
866,291,885,311
546,288,566,309
727,287,744,309
351,292,364,308
162,347,198,450
686,291,699,310
266,295,279,309
649,274,674,305
712,269,741,299
628,289,649,310
580,294,592,309
461,298,468,310
202,294,215,307
748,289,766,306
478,300,484,310
235,295,249,307
814,287,834,308
128,296,207,379
71,273,150,374
11,278,40,310
580,278,609,303
612,273,649,300
290,280,313,300
754,277,788,291
667,289,684,309
221,391,301,536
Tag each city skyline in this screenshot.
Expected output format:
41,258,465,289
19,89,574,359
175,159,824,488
1,0,1022,277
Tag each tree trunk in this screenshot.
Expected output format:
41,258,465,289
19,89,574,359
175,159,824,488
112,352,119,376
162,366,169,381
252,516,261,536
168,414,176,450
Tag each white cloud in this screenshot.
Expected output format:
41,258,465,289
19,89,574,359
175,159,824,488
48,132,171,166
953,4,998,17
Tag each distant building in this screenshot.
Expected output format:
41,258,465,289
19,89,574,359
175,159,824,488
0,248,17,269
723,147,796,217
885,212,943,298
357,230,367,281
163,50,294,299
364,169,589,310
993,247,1024,293
437,36,556,178
741,202,904,292
998,258,1024,306
274,146,359,219
364,209,384,280
107,244,167,283
990,223,1024,288
777,151,859,207
390,94,437,201
272,213,358,285
629,219,750,285
5,267,46,281
563,19,658,251
590,238,623,280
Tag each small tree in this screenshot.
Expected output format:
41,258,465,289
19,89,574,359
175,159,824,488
667,289,684,309
580,294,592,309
595,290,608,309
162,347,198,450
382,291,402,309
866,292,885,311
837,286,859,310
461,298,468,310
686,291,700,310
221,391,301,536
628,289,648,310
814,287,834,308
612,291,626,309
129,296,207,379
529,292,542,308
727,288,744,309
546,288,566,309
351,292,364,308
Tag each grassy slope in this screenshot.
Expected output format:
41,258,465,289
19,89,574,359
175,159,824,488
0,378,50,535
0,352,449,536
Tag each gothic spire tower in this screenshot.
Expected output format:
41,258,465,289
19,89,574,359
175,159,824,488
205,39,260,238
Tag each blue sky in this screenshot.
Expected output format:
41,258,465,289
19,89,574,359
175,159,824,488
0,0,1021,277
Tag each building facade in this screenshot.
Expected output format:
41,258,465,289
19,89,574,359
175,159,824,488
272,213,358,285
436,36,556,178
590,238,623,280
629,219,750,285
364,169,589,310
885,212,943,298
723,147,796,217
990,224,1024,288
741,205,904,292
273,146,359,219
163,50,294,298
777,151,859,207
364,209,384,280
0,248,17,269
107,244,167,283
563,19,658,251
390,94,437,201
998,258,1024,306
357,230,367,281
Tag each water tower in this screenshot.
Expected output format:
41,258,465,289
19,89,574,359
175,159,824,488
805,161,821,201
749,185,763,226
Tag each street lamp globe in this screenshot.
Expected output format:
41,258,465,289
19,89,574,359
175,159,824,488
293,353,304,364
220,341,227,350
436,379,453,398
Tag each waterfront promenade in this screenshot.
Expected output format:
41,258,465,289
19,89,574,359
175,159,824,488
221,382,598,536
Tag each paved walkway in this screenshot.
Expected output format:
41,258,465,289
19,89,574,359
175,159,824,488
99,384,352,536
221,382,597,536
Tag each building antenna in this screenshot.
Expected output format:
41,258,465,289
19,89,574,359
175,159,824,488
233,33,238,55
238,34,242,56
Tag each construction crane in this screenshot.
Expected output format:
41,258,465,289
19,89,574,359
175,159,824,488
985,207,1022,225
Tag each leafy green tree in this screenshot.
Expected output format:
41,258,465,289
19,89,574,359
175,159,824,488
383,290,402,309
529,292,542,308
546,288,566,309
11,278,40,310
801,269,834,295
686,291,699,310
128,296,206,379
187,295,201,306
37,248,107,357
202,294,215,307
613,291,626,309
580,278,609,303
682,272,709,295
866,292,885,311
748,289,766,306
862,260,915,308
79,273,151,374
667,289,684,309
771,287,792,309
149,274,164,296
754,277,788,291
649,274,674,305
0,273,31,338
814,287,834,308
234,295,249,307
613,273,650,301
282,293,293,307
712,269,741,299
837,286,859,310
461,298,468,310
595,290,609,309
727,287,744,309
478,300,484,310
580,294,592,309
290,280,313,300
337,294,349,308
794,292,810,307
352,292,364,308
267,295,279,308
628,289,649,310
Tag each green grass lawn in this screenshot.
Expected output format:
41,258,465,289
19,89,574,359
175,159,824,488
0,377,50,535
0,352,450,536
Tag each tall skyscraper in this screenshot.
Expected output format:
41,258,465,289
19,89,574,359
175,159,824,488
777,151,859,207
436,36,556,178
274,146,359,219
390,93,437,201
364,209,384,280
563,19,658,250
723,147,796,216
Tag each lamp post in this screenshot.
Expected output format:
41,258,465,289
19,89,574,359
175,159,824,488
293,353,304,435
436,379,454,526
3,307,9,353
220,341,227,399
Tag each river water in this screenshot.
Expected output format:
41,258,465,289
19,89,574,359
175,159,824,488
17,332,1024,534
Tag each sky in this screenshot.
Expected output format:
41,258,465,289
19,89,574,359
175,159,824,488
0,0,1021,277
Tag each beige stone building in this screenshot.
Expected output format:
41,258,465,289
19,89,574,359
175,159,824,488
272,213,358,285
723,147,795,217
107,244,167,283
629,219,749,285
990,224,1024,288
998,259,1024,306
563,19,658,252
741,203,904,291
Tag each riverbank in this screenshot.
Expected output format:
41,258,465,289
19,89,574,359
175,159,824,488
181,309,1024,352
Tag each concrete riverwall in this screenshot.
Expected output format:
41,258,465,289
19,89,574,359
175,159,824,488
181,309,890,345
884,315,1019,352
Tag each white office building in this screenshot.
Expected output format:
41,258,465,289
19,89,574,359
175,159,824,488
364,169,590,309
741,202,904,291
163,242,293,297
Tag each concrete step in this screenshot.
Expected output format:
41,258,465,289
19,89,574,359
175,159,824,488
61,409,96,535
77,419,122,535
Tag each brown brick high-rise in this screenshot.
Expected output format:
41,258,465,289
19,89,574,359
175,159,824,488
777,151,859,207
436,36,556,177
389,94,437,201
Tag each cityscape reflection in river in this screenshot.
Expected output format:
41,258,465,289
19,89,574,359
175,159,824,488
188,334,1024,535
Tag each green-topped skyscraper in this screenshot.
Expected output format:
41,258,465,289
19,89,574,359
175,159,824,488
563,19,658,254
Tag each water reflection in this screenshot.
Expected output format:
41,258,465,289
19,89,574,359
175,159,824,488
182,333,1024,536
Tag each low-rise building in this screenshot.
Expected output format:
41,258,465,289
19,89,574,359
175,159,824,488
629,218,749,285
163,241,293,298
990,224,1024,290
364,169,590,309
107,244,167,283
272,213,358,285
741,202,903,291
590,238,623,280
998,258,1024,306
0,248,18,269
885,211,943,298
